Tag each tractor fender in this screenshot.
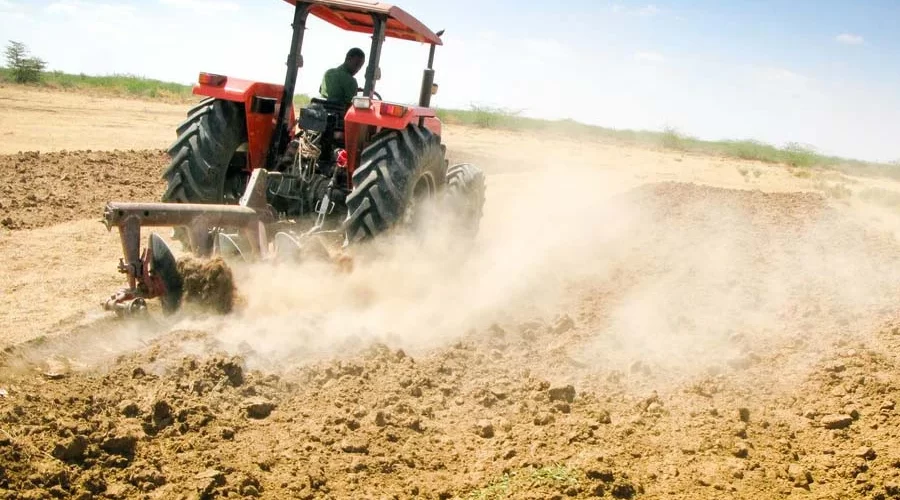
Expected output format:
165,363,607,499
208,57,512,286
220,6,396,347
343,103,443,182
345,102,441,136
193,76,296,170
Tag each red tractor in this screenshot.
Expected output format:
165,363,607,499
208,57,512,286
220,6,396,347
100,0,485,315
160,0,484,247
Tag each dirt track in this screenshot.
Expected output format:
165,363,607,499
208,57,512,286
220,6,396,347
2,86,900,499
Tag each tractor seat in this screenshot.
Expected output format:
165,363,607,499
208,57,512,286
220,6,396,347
309,97,347,114
302,97,348,134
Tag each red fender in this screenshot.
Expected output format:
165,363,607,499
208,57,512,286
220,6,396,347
343,101,443,184
193,75,296,171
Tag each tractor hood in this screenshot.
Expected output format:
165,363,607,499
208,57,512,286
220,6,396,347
283,0,443,45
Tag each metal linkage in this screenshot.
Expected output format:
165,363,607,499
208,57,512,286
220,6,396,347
101,170,274,315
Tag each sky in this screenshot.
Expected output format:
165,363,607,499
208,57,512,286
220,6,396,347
1,0,899,162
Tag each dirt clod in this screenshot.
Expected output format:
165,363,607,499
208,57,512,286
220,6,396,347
822,414,854,429
176,256,236,314
245,399,276,419
549,385,576,403
340,439,369,454
193,469,225,496
474,420,495,438
788,464,812,488
150,400,174,430
118,400,140,418
100,427,139,457
51,434,88,461
733,441,751,459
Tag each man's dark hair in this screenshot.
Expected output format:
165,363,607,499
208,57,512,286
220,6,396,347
346,47,365,61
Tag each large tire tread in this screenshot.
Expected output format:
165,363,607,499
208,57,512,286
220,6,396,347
445,162,486,238
161,99,246,205
345,125,446,243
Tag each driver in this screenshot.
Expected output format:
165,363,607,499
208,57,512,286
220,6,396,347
319,47,366,108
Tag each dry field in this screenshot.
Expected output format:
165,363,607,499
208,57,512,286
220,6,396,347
2,85,900,499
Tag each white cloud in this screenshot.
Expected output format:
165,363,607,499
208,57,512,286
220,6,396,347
0,0,26,18
45,0,77,14
752,66,808,84
635,51,665,63
45,0,134,19
835,33,864,45
159,0,239,13
607,3,664,17
638,5,661,16
520,38,573,62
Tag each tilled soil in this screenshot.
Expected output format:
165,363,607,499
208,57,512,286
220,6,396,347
0,150,168,230
2,182,899,499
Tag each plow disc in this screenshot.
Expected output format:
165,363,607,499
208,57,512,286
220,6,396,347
149,233,183,314
101,169,274,316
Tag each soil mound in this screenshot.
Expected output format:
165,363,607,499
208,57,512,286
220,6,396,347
0,150,167,230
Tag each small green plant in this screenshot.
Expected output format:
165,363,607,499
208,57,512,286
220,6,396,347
661,125,688,150
4,40,46,83
466,464,582,499
530,464,580,487
468,473,511,499
782,141,817,168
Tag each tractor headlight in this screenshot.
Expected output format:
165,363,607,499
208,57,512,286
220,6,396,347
352,96,372,109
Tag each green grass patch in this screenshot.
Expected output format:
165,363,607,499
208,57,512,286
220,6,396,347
0,68,196,102
434,104,899,176
467,464,582,500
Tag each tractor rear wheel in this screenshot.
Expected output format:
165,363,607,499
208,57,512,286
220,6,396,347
444,163,486,238
345,125,447,244
161,97,248,205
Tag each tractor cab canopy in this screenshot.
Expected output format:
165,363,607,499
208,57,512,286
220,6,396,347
282,0,443,45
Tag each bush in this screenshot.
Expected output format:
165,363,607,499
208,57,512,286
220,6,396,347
4,40,46,83
660,125,688,150
781,141,817,168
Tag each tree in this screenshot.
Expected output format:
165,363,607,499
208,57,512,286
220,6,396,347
4,40,47,84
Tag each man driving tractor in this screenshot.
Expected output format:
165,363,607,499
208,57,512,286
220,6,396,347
319,47,366,107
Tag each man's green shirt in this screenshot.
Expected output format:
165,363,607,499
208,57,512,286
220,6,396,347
319,65,358,106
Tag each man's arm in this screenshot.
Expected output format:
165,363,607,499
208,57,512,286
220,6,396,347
339,74,358,105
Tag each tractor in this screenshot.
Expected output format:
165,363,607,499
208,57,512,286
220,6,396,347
100,0,485,316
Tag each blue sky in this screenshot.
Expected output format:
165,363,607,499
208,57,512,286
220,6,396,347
1,0,898,162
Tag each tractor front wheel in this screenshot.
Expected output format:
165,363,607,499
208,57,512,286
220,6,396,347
345,125,447,244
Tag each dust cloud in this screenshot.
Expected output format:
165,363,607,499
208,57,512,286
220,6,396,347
7,161,899,396
187,165,637,371
167,161,900,394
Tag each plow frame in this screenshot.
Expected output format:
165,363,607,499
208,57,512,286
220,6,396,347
102,170,276,316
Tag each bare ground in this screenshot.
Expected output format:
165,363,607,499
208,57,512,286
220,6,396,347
2,86,900,499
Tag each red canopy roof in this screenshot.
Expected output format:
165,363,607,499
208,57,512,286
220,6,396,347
283,0,442,45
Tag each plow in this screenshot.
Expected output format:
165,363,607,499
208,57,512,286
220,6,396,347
100,0,485,317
